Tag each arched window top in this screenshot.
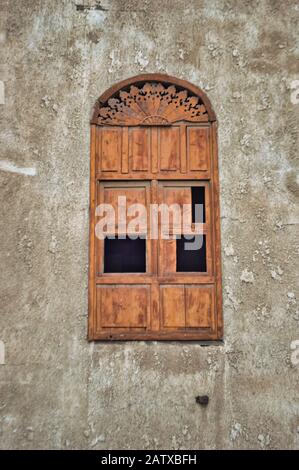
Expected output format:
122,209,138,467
91,73,216,126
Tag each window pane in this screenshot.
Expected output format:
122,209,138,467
104,236,146,273
191,186,205,223
176,235,206,272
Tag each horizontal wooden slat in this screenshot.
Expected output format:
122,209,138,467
96,275,215,284
96,172,211,180
96,275,154,284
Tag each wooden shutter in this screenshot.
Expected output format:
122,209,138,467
88,74,222,340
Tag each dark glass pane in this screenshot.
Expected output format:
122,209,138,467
104,236,146,273
176,235,206,272
191,186,205,223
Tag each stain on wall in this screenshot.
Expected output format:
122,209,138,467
0,0,298,449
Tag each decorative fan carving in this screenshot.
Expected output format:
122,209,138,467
92,82,209,125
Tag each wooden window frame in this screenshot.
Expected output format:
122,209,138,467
88,73,222,341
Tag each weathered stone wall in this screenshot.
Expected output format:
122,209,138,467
0,0,298,449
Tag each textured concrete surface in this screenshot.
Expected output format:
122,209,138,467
0,0,299,449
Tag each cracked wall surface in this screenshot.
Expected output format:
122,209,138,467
0,0,298,449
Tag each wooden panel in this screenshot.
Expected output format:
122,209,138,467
103,186,147,229
187,127,209,171
185,286,214,328
164,186,191,207
100,128,121,172
159,127,180,171
160,239,176,274
98,285,149,328
129,128,149,171
161,285,185,328
163,186,192,232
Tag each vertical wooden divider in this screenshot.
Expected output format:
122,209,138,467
211,121,223,338
150,179,160,331
121,127,129,174
151,128,158,174
180,124,187,173
88,125,97,340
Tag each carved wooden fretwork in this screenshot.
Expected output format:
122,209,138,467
93,82,209,125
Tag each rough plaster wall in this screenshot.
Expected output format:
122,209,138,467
0,0,298,449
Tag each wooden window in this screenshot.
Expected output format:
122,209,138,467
89,74,222,340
